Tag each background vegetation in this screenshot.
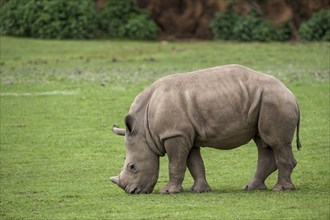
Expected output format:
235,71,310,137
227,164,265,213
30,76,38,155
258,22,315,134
0,0,157,40
299,9,330,41
209,5,291,42
0,0,329,41
0,36,329,219
0,0,97,39
98,0,157,40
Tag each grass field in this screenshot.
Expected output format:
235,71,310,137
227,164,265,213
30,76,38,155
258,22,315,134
0,36,329,219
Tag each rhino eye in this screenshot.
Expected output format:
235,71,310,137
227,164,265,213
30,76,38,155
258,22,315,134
127,162,138,173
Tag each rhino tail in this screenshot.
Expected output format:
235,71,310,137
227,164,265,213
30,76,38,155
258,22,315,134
296,104,302,151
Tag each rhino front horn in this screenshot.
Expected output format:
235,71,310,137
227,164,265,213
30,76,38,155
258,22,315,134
112,125,125,136
110,176,119,185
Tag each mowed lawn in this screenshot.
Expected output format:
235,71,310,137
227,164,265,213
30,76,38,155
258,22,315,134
0,36,329,219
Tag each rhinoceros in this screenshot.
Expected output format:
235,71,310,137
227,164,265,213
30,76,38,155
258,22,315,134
110,64,301,194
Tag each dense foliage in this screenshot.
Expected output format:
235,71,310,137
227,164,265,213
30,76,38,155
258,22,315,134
0,0,157,40
299,9,330,41
210,7,291,42
98,0,158,40
0,0,327,41
0,0,97,39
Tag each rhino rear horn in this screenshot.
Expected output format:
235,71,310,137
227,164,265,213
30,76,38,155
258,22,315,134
112,125,125,136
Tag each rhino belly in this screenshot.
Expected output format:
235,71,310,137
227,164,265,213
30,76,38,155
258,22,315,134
195,127,257,150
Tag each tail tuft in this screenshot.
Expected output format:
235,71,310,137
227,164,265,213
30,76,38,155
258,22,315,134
296,104,302,151
297,137,302,151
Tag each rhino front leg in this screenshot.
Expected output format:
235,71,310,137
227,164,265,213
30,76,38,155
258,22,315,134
160,137,190,194
187,147,211,192
244,137,277,190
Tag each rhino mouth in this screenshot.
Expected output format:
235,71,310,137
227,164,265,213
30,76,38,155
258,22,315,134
125,185,150,194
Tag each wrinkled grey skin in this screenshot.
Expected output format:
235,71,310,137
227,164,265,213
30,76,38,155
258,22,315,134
111,64,301,194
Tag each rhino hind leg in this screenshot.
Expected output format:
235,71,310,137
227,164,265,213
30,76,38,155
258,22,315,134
256,101,298,191
244,137,277,190
272,144,297,191
187,147,211,193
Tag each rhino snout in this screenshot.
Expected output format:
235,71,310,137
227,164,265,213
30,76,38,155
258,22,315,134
110,176,152,194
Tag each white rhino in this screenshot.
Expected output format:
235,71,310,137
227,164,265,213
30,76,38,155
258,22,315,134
111,64,301,194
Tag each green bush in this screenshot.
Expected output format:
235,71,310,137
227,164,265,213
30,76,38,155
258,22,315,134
0,0,25,36
209,3,240,40
273,22,291,41
299,9,330,41
99,0,158,40
232,10,262,41
124,14,158,40
210,6,291,41
251,21,275,42
0,0,97,39
98,0,135,38
252,21,291,42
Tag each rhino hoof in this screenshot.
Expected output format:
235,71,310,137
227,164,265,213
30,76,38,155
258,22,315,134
160,185,183,194
189,184,211,193
272,183,295,191
243,182,267,190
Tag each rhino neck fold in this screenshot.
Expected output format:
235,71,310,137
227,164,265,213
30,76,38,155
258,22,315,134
144,102,165,156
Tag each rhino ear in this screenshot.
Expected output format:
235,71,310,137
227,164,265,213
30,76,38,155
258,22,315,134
124,114,135,135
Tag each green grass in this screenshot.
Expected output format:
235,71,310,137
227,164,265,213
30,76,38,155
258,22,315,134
0,36,329,219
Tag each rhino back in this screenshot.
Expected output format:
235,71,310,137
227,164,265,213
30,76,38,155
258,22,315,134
134,65,293,150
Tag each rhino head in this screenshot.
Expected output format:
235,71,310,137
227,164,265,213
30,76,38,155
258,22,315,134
110,115,160,194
